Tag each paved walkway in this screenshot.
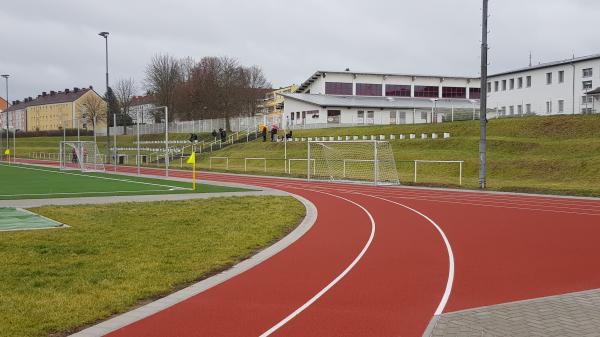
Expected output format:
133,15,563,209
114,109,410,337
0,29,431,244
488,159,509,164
425,288,600,337
0,190,287,208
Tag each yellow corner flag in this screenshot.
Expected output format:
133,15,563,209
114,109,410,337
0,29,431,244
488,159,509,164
4,149,9,155
187,150,197,191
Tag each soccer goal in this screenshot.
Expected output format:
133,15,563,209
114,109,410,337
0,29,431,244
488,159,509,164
59,141,105,172
307,140,400,185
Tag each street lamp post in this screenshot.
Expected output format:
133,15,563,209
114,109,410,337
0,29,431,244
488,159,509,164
98,32,110,163
1,74,9,159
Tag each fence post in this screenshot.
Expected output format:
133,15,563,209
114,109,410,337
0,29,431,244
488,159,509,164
374,141,379,185
414,161,418,183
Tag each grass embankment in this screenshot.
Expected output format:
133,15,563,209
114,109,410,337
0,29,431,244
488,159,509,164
197,115,600,196
0,196,304,337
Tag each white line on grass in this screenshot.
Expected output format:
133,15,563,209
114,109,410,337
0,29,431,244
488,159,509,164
259,188,376,337
0,163,189,191
0,189,180,198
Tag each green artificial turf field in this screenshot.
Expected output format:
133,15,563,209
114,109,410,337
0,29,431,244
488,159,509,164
0,163,248,200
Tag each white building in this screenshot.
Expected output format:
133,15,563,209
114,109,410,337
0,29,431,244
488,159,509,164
128,95,157,124
487,54,600,115
283,70,480,127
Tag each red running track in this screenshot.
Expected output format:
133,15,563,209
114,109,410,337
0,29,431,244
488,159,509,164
17,160,600,336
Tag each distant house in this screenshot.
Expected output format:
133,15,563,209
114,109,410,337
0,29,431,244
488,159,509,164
0,97,7,112
129,95,157,124
0,86,106,132
259,85,298,116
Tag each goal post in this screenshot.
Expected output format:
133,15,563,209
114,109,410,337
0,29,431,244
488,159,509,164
307,140,400,185
59,141,105,172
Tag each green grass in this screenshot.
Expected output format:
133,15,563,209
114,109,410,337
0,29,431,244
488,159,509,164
0,196,304,337
194,114,600,197
0,163,248,200
12,114,600,196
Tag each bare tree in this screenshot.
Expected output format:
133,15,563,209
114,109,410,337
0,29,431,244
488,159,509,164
144,54,182,122
79,94,106,134
115,78,136,115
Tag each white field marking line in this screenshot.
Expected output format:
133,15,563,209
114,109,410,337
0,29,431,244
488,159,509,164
259,188,376,337
284,183,600,217
303,186,600,213
203,175,600,217
194,170,600,208
0,189,178,198
111,162,600,207
207,175,600,215
0,163,190,191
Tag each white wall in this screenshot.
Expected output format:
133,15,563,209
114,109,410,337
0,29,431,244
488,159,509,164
488,58,600,115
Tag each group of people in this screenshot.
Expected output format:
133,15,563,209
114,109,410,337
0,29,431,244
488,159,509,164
211,128,227,142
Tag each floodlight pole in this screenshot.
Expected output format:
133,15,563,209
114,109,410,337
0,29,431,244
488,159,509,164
113,113,117,172
479,0,489,189
164,106,169,177
98,31,110,164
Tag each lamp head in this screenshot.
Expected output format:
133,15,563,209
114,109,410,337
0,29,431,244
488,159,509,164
98,32,109,38
0,75,9,79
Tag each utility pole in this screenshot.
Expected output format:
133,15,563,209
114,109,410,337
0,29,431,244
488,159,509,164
479,0,489,189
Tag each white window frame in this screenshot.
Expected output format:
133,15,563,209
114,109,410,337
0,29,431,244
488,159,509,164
583,68,593,78
546,72,552,85
558,100,564,113
558,70,564,83
526,76,532,88
583,80,593,90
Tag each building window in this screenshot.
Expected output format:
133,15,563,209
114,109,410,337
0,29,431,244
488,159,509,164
367,111,375,125
442,87,466,98
327,110,341,123
509,79,515,90
502,80,507,91
307,110,319,119
526,104,531,114
583,81,593,90
526,76,532,87
517,105,523,114
357,110,364,123
546,72,553,84
414,86,439,98
469,88,481,99
517,77,523,89
500,106,506,115
582,107,593,114
558,100,564,113
546,101,552,114
583,68,593,78
487,82,491,93
356,83,382,96
582,95,594,104
325,82,353,95
558,70,564,83
509,106,514,115
494,81,499,92
385,84,411,97
421,112,428,120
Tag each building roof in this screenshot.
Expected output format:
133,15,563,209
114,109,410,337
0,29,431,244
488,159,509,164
0,97,7,111
4,87,98,113
490,53,600,77
297,70,478,93
282,93,478,110
131,95,156,106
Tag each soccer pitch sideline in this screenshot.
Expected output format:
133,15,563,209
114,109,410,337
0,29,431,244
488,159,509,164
0,163,247,200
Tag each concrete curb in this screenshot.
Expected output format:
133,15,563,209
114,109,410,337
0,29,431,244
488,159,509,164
68,193,318,337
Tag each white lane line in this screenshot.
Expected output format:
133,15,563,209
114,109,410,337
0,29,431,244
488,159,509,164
353,192,454,316
0,163,189,191
259,188,376,337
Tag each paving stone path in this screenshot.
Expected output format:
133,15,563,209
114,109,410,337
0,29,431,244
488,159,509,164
425,288,600,337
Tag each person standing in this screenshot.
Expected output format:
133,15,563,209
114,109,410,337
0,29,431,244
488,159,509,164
211,129,218,142
262,126,267,142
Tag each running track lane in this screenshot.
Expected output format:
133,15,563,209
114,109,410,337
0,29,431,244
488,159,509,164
16,160,600,335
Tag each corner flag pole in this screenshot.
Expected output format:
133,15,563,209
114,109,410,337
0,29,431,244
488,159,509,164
187,145,197,191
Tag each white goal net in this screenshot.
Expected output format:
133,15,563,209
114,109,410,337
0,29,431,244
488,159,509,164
59,141,105,172
308,141,400,185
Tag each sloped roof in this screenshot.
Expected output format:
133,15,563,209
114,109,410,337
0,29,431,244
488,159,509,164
282,93,478,109
4,88,99,113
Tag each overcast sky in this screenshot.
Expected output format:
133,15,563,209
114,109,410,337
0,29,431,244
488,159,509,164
1,0,599,101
